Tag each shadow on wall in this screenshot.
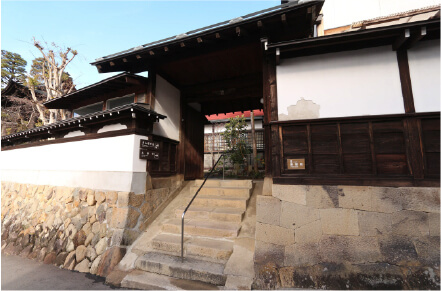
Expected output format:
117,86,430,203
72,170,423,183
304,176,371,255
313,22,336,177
278,98,320,121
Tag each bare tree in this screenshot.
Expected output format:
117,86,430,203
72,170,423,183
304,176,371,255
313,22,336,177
30,38,77,124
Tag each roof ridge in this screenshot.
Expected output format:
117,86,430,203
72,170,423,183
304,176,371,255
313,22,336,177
352,4,440,27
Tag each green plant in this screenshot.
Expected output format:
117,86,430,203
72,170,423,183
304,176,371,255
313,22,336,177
221,115,251,172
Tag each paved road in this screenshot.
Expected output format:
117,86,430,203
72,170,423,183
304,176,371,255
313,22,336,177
2,254,124,290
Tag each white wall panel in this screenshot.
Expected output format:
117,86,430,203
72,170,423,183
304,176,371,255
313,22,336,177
408,39,440,113
277,46,405,120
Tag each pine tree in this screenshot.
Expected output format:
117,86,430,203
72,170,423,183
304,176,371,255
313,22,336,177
1,50,28,87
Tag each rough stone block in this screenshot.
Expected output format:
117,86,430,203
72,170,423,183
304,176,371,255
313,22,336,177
95,237,108,255
256,196,281,225
358,211,392,236
109,208,128,229
320,208,359,236
254,240,285,267
74,258,90,273
280,202,320,230
127,209,140,229
256,222,295,246
379,236,418,265
339,186,372,211
295,220,322,244
96,246,127,277
401,187,440,213
90,255,101,275
129,193,144,208
86,190,96,206
64,250,76,270
284,242,321,267
75,245,87,262
95,191,106,205
391,210,429,236
371,187,403,213
272,185,306,205
106,191,118,206
305,186,336,208
117,192,130,208
412,236,441,266
319,235,382,264
429,213,440,236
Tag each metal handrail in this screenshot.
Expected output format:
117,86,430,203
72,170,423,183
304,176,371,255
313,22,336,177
181,152,228,262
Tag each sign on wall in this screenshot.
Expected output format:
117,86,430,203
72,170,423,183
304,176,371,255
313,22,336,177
287,159,305,170
139,149,160,160
139,138,160,160
140,139,160,150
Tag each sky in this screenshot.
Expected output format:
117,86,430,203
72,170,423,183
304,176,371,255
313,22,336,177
2,0,439,90
1,1,277,88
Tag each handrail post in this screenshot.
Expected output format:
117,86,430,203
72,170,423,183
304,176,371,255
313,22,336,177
223,154,225,180
181,213,184,262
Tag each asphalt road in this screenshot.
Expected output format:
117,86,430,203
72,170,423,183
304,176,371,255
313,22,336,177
1,254,124,290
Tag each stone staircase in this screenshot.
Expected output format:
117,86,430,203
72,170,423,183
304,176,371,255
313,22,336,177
130,179,253,287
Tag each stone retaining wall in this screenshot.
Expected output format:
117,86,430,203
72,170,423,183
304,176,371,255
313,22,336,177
253,184,440,289
1,179,181,278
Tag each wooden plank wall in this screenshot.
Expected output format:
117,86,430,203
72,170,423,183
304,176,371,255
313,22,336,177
272,113,440,187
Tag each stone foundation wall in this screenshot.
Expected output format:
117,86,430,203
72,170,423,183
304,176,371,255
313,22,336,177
1,178,182,277
254,184,440,289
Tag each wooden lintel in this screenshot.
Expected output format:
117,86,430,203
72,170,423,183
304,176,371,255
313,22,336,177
123,58,128,63
393,28,410,51
197,37,203,43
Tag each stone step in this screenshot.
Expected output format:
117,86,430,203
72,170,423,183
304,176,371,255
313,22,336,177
121,270,220,290
194,179,252,189
162,219,241,238
192,195,248,211
175,206,244,223
151,233,234,261
190,186,251,198
135,252,227,286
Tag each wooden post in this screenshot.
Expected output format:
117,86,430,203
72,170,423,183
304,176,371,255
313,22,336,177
251,110,258,172
211,123,215,169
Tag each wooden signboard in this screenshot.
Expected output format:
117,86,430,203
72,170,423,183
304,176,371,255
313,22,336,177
287,159,305,170
139,149,160,160
140,139,160,151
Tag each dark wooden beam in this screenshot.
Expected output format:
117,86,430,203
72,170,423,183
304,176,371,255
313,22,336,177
396,49,415,113
182,73,261,97
393,28,410,51
146,69,157,109
186,87,262,103
407,26,427,49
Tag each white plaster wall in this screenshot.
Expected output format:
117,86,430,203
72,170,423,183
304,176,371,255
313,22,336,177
153,75,181,141
277,46,405,120
322,0,441,29
407,39,440,113
1,134,148,193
